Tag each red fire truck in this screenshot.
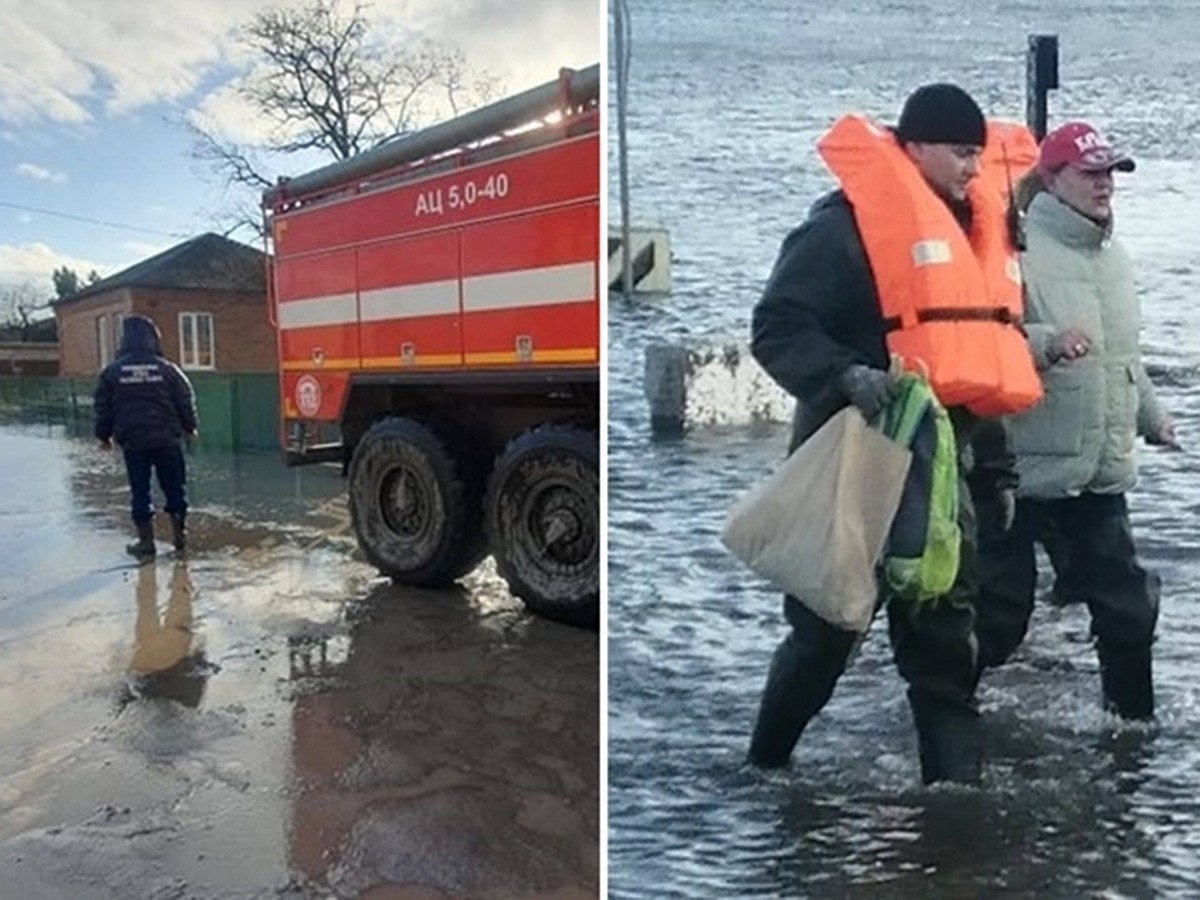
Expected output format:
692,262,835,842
262,65,599,627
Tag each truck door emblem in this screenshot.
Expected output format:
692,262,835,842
295,375,322,418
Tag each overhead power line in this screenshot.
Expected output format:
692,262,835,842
0,199,190,239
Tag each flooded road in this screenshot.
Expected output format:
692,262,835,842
607,0,1200,896
0,424,598,899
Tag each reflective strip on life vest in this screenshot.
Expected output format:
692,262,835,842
911,240,952,266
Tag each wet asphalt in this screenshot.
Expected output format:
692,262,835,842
0,423,598,900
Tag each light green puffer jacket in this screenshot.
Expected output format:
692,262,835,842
1010,191,1167,498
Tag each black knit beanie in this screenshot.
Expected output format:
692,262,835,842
895,83,986,146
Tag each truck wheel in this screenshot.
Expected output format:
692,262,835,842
485,426,599,628
349,417,486,586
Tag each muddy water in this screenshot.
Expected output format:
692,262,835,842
607,0,1200,896
0,425,598,899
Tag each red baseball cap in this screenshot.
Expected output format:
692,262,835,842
1037,121,1136,176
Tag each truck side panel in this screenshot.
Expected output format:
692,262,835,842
274,134,598,255
275,248,361,372
460,202,599,365
357,231,463,368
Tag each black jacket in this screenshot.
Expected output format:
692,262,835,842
751,190,1016,496
94,316,198,451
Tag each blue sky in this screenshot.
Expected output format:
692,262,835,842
0,0,601,298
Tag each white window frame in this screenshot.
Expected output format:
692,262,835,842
179,311,216,371
96,315,110,369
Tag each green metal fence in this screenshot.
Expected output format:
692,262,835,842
0,373,281,452
231,373,282,452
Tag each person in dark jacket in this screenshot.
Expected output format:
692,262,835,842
94,315,199,556
746,84,1020,785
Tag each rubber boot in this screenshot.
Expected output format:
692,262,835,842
909,691,982,786
747,621,857,768
1098,644,1154,721
126,520,157,558
170,512,187,553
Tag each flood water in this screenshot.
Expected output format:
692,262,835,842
0,425,599,898
606,1,1200,897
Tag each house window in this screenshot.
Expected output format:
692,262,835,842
96,315,111,369
179,312,215,370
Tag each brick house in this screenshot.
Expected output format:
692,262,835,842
0,342,59,376
54,233,274,376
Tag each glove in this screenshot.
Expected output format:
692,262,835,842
838,364,894,421
977,487,1016,537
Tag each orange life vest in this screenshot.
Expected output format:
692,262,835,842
817,115,1043,417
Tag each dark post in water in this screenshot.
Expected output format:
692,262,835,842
1025,34,1059,142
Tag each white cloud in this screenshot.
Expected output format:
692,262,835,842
119,240,171,261
1,0,599,130
189,78,272,146
14,162,66,183
0,0,266,125
0,241,110,288
405,0,600,90
0,15,94,124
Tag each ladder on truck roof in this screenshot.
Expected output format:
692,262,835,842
263,63,599,212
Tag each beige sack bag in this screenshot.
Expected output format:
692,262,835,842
720,407,912,633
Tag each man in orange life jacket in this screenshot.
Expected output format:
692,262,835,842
748,84,1021,785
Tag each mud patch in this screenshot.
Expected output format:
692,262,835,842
326,788,587,899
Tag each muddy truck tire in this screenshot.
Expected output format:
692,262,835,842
486,425,599,628
349,417,487,586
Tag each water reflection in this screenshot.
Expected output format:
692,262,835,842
281,581,600,898
120,560,210,710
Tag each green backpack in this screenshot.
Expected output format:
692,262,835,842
878,372,961,603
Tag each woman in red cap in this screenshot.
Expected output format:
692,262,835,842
975,121,1175,721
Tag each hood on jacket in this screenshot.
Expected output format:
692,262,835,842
119,315,163,355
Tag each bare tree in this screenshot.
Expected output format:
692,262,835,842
187,129,277,239
0,282,52,340
190,0,501,236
